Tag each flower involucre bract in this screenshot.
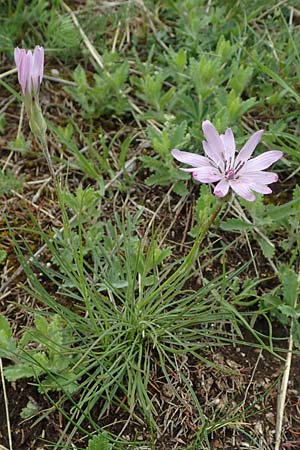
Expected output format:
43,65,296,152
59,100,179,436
172,120,283,201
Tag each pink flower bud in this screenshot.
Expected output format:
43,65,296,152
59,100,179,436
14,46,44,94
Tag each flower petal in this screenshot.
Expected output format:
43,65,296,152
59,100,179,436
239,171,278,184
202,120,224,165
241,150,283,172
221,128,235,162
14,47,24,66
202,141,220,167
239,178,272,194
214,179,230,198
171,149,212,168
18,50,33,93
192,167,222,183
229,180,256,201
32,46,44,91
249,183,272,194
235,130,264,168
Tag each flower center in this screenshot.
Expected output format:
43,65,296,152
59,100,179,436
226,168,235,179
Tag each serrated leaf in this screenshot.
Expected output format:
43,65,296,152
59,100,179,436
0,314,12,338
176,49,187,70
34,315,49,334
20,400,39,419
279,305,300,319
39,373,78,394
173,180,188,196
0,315,17,359
88,433,111,450
4,353,48,381
220,218,253,232
279,266,298,307
258,238,275,259
189,184,218,236
267,201,295,221
145,172,172,186
169,121,188,149
140,155,162,169
238,97,257,116
261,294,281,309
160,86,175,108
73,65,88,88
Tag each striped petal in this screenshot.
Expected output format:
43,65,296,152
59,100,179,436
248,183,272,194
241,151,283,172
229,180,256,201
171,149,212,168
239,177,272,194
32,46,44,91
220,128,235,162
14,47,24,66
239,171,278,184
202,120,224,165
192,167,222,183
234,130,264,168
19,50,33,93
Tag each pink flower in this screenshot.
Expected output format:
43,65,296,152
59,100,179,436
172,120,283,201
14,46,44,95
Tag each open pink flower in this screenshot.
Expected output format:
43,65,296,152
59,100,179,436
14,46,44,95
172,121,283,201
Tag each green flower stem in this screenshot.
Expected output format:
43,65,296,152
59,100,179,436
143,200,224,307
24,93,56,182
39,135,56,182
173,200,223,278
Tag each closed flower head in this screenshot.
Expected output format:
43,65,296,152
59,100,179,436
14,46,44,95
172,120,283,201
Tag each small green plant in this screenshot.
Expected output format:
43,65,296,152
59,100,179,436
20,400,40,419
261,265,300,347
220,186,300,260
87,433,111,450
0,169,23,196
0,313,78,394
45,12,81,60
65,57,129,118
141,121,190,196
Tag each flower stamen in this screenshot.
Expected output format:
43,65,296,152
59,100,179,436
226,168,235,179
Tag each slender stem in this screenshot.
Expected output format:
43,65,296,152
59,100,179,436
40,136,56,182
165,201,223,285
177,201,223,275
144,201,223,306
17,102,24,139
